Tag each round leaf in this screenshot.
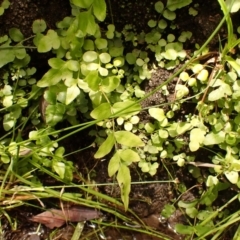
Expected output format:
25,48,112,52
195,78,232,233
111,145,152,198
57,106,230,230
149,108,165,121
155,1,164,13
83,51,98,62
99,53,111,64
9,28,24,42
90,102,111,119
32,19,47,34
95,38,108,49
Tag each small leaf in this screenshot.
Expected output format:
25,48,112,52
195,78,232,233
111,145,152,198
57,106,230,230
108,152,121,176
175,224,194,235
117,164,131,211
176,122,192,135
32,19,47,34
37,69,62,87
53,161,65,179
3,114,15,131
0,45,15,68
101,76,120,93
99,53,111,63
98,67,108,76
208,83,232,101
112,101,141,116
167,0,192,11
90,102,111,119
203,131,225,145
161,204,176,218
225,171,239,184
71,0,93,8
120,149,141,163
83,51,98,62
45,103,65,126
114,131,144,147
48,58,65,69
65,85,80,105
92,0,106,21
95,38,108,49
37,30,60,53
85,71,101,91
189,128,206,151
155,1,164,13
149,108,165,121
14,48,26,59
94,132,115,158
9,28,24,42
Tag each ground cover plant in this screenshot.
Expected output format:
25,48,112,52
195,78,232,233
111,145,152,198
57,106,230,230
1,0,240,239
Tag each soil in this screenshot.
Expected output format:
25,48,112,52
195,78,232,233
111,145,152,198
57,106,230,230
0,0,239,239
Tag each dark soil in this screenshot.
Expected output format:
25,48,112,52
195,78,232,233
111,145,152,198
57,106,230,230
0,0,239,240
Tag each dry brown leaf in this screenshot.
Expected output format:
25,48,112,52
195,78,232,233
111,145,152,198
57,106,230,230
29,207,102,229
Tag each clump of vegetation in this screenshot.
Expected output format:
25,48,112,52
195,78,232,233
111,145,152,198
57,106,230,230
1,0,240,239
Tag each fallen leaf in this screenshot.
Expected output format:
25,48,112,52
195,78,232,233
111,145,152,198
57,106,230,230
29,207,102,229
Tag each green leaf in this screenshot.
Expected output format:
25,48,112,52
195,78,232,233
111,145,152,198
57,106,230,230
3,95,13,107
83,51,98,62
176,122,192,135
92,0,106,21
161,204,176,218
45,103,65,126
126,53,136,65
2,0,10,9
167,0,192,11
94,132,115,158
86,12,97,35
37,69,62,87
66,60,79,71
48,58,65,69
0,151,10,163
65,85,80,105
203,131,225,145
189,128,206,151
109,46,124,57
226,56,240,76
226,0,240,13
112,101,141,116
9,28,24,42
108,152,120,176
208,83,232,101
114,131,144,147
71,0,93,8
90,102,111,119
95,38,108,49
13,48,26,59
75,12,88,37
225,171,239,184
37,30,60,53
101,76,120,93
3,114,15,131
99,53,111,63
175,224,194,235
98,67,108,76
149,108,165,121
120,149,141,164
85,71,101,91
0,44,15,68
52,161,65,179
32,19,47,34
155,1,164,13
117,164,131,210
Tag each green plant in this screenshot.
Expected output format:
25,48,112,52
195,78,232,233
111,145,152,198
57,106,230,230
1,0,240,239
